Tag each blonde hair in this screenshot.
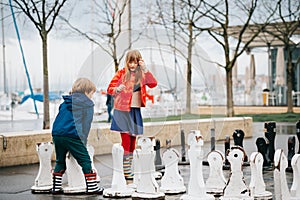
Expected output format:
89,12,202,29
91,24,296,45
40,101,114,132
71,78,96,94
123,49,143,83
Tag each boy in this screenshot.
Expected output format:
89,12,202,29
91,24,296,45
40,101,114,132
51,77,103,194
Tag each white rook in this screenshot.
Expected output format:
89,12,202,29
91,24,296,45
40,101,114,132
131,136,165,200
31,142,53,193
249,152,272,199
180,130,214,200
63,144,98,194
103,143,134,198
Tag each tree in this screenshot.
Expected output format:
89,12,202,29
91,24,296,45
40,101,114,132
263,0,300,113
61,0,134,73
10,0,68,129
150,0,206,114
198,0,274,117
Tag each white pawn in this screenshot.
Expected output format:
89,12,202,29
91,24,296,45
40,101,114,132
63,144,97,194
103,143,134,198
249,152,272,199
31,142,53,193
160,147,186,194
131,136,165,199
290,154,300,199
205,150,226,195
274,149,291,200
180,130,215,200
220,146,253,200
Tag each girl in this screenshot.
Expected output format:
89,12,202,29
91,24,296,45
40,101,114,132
107,49,157,180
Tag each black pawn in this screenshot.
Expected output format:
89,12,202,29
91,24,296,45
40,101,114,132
297,120,300,154
154,139,162,166
233,129,248,162
256,137,271,167
287,136,295,172
224,135,230,168
264,121,276,163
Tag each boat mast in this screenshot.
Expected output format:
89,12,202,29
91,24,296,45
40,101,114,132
1,0,8,96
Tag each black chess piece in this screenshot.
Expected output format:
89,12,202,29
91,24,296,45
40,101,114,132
256,137,271,167
179,129,189,165
264,121,276,163
297,120,300,154
233,129,248,162
223,135,230,169
286,136,295,172
154,139,163,171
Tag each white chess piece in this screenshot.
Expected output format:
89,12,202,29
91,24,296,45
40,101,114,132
180,130,215,200
290,154,300,199
249,152,272,199
274,149,291,200
63,144,97,194
103,143,134,198
205,150,226,195
220,146,253,200
131,136,165,199
31,142,53,193
160,147,186,194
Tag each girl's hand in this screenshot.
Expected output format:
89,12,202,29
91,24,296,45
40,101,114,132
138,59,148,72
116,84,125,93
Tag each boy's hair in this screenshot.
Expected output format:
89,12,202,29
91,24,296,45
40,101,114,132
71,78,96,94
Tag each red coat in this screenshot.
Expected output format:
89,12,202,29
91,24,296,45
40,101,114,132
107,68,157,111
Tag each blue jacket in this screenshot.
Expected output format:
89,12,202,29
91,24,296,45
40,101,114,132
52,92,94,144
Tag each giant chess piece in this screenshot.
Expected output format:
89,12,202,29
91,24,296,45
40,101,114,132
63,145,99,194
297,120,300,154
255,137,271,167
103,143,134,198
205,150,226,196
223,135,231,170
233,129,248,163
264,121,276,163
220,146,253,200
180,130,214,200
290,154,300,199
131,136,165,200
154,139,164,171
31,142,53,193
287,136,296,172
273,149,291,200
179,129,189,165
160,146,186,194
249,152,272,199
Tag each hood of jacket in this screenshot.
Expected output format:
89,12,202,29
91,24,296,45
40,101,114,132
63,92,94,111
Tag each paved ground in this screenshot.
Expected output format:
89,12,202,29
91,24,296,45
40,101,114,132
0,122,298,200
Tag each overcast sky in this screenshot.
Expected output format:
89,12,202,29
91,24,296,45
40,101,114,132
0,1,269,93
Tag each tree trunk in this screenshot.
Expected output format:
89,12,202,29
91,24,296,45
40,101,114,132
42,31,50,129
286,46,294,113
226,68,234,117
186,21,193,114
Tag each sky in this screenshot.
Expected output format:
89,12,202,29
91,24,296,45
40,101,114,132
0,1,270,94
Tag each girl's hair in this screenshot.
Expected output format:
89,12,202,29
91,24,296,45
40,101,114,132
71,78,96,94
123,49,143,83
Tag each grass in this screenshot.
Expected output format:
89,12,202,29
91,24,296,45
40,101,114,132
144,113,300,123
96,113,300,123
235,113,300,123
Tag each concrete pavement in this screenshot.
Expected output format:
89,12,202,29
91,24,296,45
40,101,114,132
0,122,298,200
